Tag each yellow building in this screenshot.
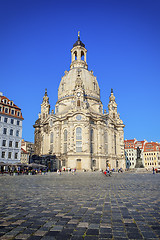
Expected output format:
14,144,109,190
143,142,160,170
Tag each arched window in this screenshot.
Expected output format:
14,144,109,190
76,127,82,152
81,51,84,61
74,51,77,60
64,129,67,153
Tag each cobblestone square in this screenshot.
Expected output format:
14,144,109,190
0,172,160,239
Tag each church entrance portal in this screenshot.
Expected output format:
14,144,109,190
76,159,81,170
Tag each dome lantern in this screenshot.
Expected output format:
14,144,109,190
70,32,88,69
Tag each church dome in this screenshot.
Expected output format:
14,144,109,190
58,34,100,103
58,67,100,101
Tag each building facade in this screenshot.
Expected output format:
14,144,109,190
21,148,29,164
124,139,147,168
143,142,160,169
34,35,125,171
21,139,34,154
0,92,24,163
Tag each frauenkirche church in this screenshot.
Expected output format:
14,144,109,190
34,34,125,171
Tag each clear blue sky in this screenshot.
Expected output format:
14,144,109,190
0,0,160,143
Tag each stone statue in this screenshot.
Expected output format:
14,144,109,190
135,147,144,168
137,147,141,158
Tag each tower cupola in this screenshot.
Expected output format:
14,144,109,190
41,88,50,120
70,32,88,69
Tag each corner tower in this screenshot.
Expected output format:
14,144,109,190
41,89,50,120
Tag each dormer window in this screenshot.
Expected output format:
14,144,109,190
4,99,7,104
17,111,20,117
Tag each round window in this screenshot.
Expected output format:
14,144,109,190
76,115,82,120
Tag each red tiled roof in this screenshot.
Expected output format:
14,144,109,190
134,141,146,149
124,139,135,149
144,142,160,152
21,148,28,154
0,95,24,120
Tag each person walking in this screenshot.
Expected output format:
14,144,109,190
153,167,155,174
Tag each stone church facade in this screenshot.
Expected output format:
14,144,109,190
34,35,125,171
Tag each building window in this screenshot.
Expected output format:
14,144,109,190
4,117,8,123
10,129,13,135
11,119,14,124
8,152,12,159
50,132,53,143
2,151,5,158
76,127,82,140
17,112,20,117
17,120,20,126
92,159,96,167
11,109,14,115
15,153,18,159
76,141,82,152
76,127,82,152
0,106,2,112
64,130,67,141
64,130,67,153
9,141,12,147
15,142,18,148
90,129,94,153
5,108,8,113
77,100,80,107
104,131,108,154
2,140,6,146
50,144,53,153
3,128,7,134
64,143,67,153
62,160,65,166
16,130,19,137
2,152,5,158
114,133,116,154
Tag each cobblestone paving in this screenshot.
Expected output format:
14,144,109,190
0,172,160,240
